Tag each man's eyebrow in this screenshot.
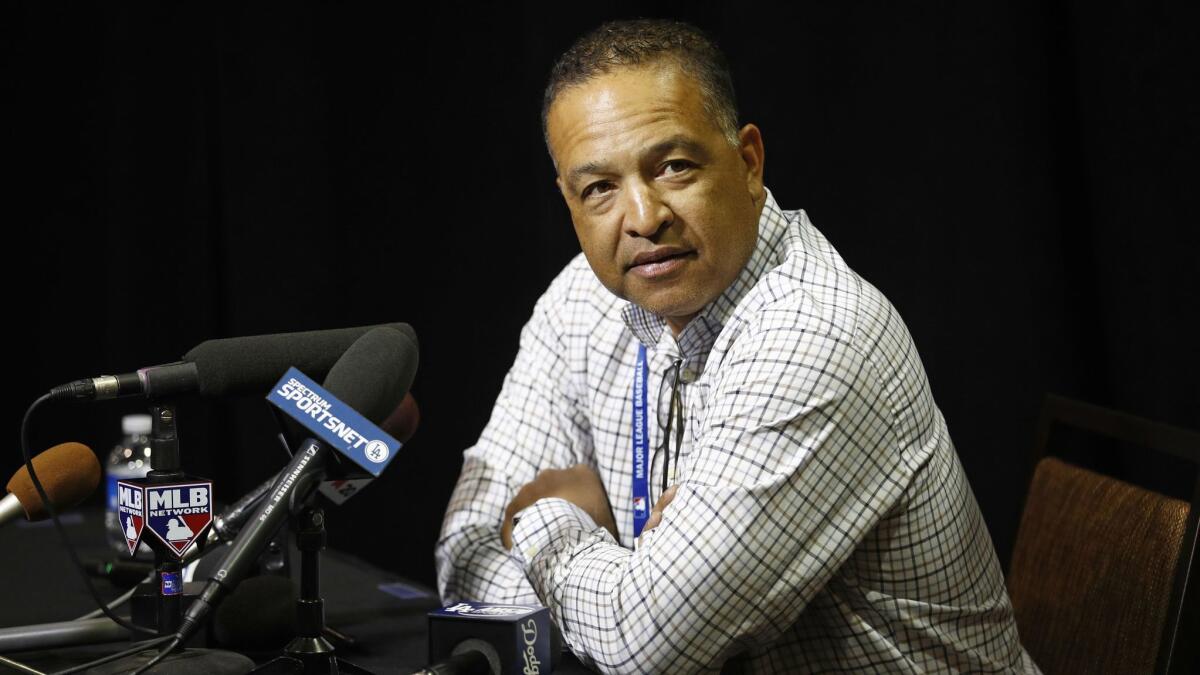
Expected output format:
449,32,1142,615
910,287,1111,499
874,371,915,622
566,161,611,193
564,135,713,193
645,135,711,163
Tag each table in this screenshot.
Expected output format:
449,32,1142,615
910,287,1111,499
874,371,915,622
0,510,588,673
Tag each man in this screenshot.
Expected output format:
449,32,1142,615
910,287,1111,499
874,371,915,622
437,19,1038,674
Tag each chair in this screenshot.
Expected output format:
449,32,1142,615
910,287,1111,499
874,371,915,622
1007,395,1199,675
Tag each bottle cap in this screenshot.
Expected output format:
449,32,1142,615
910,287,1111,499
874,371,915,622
121,414,153,436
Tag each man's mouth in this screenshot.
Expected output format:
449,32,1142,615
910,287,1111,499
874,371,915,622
628,247,693,278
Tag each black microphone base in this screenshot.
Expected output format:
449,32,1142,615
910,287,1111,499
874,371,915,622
87,647,254,675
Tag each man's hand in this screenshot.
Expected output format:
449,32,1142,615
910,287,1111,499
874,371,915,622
638,485,678,545
502,464,618,550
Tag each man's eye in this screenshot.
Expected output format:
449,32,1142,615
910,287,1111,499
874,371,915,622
660,160,693,176
582,182,614,200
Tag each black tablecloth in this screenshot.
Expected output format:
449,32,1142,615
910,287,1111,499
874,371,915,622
0,510,587,673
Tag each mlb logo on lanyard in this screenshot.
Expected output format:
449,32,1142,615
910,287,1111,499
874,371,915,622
142,482,213,556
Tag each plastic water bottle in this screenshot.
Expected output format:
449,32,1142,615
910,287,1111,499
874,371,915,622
105,413,153,557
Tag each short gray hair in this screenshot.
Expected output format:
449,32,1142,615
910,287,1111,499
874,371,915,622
541,19,740,156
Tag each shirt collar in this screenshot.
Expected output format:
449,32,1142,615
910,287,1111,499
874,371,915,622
621,187,793,358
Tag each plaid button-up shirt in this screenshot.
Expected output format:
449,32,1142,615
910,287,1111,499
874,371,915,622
436,189,1038,674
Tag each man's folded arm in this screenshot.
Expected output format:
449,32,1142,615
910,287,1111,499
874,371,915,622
436,293,592,604
511,319,908,673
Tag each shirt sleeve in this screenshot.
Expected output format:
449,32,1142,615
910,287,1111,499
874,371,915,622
511,314,911,673
435,291,593,605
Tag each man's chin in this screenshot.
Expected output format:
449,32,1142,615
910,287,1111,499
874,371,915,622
629,296,704,330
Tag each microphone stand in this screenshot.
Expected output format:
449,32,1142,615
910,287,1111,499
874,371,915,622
252,503,370,674
145,402,186,635
128,401,216,645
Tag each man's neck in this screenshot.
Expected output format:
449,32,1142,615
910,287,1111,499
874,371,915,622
666,313,697,338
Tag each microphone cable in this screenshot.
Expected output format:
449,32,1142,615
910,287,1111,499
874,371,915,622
71,575,152,621
0,653,45,675
129,634,182,675
19,394,159,638
49,634,176,675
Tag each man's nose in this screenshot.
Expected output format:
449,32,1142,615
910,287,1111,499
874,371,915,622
622,182,673,238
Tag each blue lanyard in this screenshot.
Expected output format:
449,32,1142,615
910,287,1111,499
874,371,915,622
630,344,651,537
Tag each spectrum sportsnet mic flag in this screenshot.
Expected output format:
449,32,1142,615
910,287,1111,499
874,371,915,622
266,367,401,477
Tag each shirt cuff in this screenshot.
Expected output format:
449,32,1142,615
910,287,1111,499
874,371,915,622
510,497,604,568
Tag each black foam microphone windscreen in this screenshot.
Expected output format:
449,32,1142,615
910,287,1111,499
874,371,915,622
184,322,418,398
211,575,298,651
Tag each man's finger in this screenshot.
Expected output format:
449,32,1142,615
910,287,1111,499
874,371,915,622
639,485,680,543
657,485,679,509
502,482,538,550
501,503,516,550
645,509,662,532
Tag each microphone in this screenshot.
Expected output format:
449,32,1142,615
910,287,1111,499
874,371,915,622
2,442,100,527
210,575,359,652
211,574,298,650
382,391,421,445
202,474,277,552
85,557,156,587
48,322,417,401
177,325,418,642
184,391,422,562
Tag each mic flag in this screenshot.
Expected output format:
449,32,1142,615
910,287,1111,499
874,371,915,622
427,602,553,675
266,367,401,477
116,480,213,557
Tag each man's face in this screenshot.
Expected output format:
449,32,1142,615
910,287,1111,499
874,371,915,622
547,63,765,334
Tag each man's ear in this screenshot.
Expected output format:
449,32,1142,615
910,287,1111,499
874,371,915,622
555,175,575,209
738,123,765,204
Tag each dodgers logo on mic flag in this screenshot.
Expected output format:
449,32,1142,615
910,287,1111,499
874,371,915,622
428,602,553,675
266,368,401,477
116,480,145,556
143,482,213,556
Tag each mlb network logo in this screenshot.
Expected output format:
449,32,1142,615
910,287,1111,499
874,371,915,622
116,481,145,556
117,480,213,558
633,496,647,514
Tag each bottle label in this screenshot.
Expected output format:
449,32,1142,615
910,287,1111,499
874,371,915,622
106,474,120,516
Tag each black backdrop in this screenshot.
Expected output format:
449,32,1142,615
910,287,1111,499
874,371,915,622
10,1,1198,591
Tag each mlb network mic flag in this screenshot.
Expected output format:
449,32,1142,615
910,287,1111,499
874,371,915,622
266,367,401,477
117,479,213,557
